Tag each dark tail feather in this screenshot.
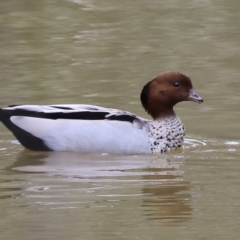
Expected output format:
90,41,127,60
0,109,51,151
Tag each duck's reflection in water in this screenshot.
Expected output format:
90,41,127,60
7,150,192,226
141,155,192,226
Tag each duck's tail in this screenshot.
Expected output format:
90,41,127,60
0,108,50,151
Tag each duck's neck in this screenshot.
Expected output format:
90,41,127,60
151,107,176,121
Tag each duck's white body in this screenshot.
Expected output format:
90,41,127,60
16,119,151,154
1,104,184,154
0,71,203,154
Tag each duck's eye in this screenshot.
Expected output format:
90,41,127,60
174,82,180,88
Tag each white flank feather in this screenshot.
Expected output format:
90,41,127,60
10,116,151,154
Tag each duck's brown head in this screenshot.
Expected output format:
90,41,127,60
140,71,203,120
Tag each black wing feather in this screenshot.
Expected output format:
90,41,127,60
3,108,137,123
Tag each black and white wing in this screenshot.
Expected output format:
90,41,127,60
3,104,147,123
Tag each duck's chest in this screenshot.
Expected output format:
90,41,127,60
146,117,185,153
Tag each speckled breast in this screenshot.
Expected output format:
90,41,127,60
147,116,185,153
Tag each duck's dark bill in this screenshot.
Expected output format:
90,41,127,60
188,89,203,103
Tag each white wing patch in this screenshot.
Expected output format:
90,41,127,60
10,116,57,137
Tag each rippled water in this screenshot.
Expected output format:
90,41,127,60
0,0,240,239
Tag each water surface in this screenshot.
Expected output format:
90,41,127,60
0,0,240,239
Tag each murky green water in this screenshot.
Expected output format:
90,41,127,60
0,0,240,239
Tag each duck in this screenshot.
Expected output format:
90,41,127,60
0,71,203,154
